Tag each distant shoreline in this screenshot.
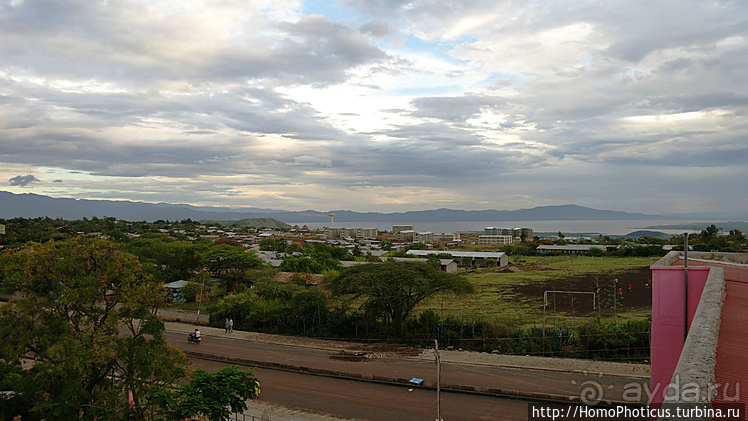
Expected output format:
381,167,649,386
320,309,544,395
288,219,740,236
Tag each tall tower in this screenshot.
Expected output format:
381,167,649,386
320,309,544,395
328,213,335,227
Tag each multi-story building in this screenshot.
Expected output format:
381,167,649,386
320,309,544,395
477,234,513,246
392,225,414,233
324,227,345,239
395,229,415,242
413,231,433,244
484,227,512,236
325,227,378,240
484,227,533,241
433,232,461,243
515,227,533,240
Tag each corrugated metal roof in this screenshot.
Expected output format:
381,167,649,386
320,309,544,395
537,244,616,251
163,280,189,289
406,250,505,258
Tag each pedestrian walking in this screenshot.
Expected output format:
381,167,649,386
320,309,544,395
225,318,229,334
229,318,233,334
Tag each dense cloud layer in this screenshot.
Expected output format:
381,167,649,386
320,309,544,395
0,0,746,214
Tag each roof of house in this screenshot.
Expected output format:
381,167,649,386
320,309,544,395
406,250,505,258
163,280,189,289
536,244,616,251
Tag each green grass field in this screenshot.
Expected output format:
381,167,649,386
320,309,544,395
419,255,655,328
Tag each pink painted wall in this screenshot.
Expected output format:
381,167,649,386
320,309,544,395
650,265,711,406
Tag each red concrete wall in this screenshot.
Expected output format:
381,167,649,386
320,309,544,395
650,265,711,406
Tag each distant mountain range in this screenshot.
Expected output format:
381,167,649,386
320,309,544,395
0,191,679,223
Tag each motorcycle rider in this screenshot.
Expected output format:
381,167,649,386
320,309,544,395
189,328,201,342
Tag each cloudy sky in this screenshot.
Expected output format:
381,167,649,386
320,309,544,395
1,0,746,214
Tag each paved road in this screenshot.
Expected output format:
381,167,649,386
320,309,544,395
166,325,648,420
194,358,531,421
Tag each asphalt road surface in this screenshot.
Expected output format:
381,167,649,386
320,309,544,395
166,329,646,421
193,358,531,420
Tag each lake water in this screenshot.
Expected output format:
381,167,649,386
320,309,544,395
291,219,714,236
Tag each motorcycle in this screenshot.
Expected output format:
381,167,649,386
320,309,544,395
188,332,201,344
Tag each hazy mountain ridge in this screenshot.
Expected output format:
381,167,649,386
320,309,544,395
207,218,292,229
1,191,673,223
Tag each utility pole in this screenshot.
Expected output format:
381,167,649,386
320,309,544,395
542,299,546,356
197,268,207,323
613,279,618,323
434,339,441,421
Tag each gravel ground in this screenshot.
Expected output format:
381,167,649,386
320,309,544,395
241,401,349,421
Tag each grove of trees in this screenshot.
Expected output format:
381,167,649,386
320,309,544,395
0,236,259,420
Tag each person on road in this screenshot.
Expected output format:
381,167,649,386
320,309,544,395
194,328,201,339
225,318,230,333
229,318,234,334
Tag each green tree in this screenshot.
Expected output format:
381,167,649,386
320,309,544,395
291,288,329,335
700,224,721,242
178,281,205,302
587,247,604,257
157,365,260,421
125,236,207,283
279,255,325,273
0,236,189,420
728,229,746,243
205,243,266,288
258,238,288,253
327,261,474,337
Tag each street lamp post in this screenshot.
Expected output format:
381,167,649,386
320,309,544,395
196,269,207,323
683,233,689,343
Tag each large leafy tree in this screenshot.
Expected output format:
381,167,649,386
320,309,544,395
124,236,207,283
327,260,474,337
0,236,189,420
204,243,266,289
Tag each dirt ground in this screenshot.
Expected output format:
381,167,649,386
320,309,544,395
510,266,652,315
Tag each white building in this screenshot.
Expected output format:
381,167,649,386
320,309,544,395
414,231,434,243
477,234,514,246
325,227,378,240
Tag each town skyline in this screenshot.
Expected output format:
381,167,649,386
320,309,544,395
1,1,746,215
